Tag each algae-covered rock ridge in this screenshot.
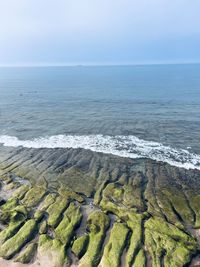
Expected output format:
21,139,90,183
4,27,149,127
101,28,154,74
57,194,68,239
0,146,199,267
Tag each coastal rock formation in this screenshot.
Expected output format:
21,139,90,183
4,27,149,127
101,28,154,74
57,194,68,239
0,146,199,267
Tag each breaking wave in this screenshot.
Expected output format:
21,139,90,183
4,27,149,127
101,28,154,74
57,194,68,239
0,134,200,170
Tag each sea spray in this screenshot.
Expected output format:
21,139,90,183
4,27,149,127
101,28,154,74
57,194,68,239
0,134,200,170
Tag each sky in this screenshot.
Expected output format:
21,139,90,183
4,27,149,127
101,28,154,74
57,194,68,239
0,0,200,66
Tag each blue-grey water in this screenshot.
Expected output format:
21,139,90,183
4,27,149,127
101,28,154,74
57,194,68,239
0,64,200,169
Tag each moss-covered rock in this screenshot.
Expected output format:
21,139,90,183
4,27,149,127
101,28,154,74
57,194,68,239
0,219,37,259
1,198,19,211
71,234,89,258
47,195,69,227
14,243,37,263
125,221,143,267
58,185,85,203
162,189,194,225
189,194,200,228
34,210,44,222
79,211,110,267
145,217,198,267
22,186,46,207
13,184,30,199
0,197,29,225
0,218,24,245
39,220,48,234
0,149,199,267
38,193,57,211
38,234,69,267
145,217,196,245
132,249,146,267
55,202,82,245
99,222,130,267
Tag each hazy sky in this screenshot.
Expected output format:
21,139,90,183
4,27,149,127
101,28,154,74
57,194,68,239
0,0,200,65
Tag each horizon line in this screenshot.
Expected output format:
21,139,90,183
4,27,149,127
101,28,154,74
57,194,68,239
0,61,200,68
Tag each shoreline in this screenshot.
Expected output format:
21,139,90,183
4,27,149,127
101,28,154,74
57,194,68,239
0,133,200,171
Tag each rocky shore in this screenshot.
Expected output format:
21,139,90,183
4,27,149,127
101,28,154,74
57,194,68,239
0,146,199,267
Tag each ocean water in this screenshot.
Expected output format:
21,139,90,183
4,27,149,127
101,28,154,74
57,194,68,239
0,64,200,169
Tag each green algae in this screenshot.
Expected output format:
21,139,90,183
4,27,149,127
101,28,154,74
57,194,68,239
0,219,24,245
125,221,143,267
47,195,69,227
14,243,37,264
60,167,96,197
0,219,37,259
22,186,46,207
0,205,28,226
0,163,199,267
99,222,129,267
189,194,200,228
13,184,30,199
79,211,110,267
145,217,196,245
154,191,184,228
58,185,85,203
145,228,193,267
34,210,44,221
0,196,29,226
0,202,29,244
133,249,146,267
162,189,194,224
145,217,198,267
71,234,89,258
39,234,69,267
39,220,47,234
93,180,108,205
125,172,147,211
55,202,82,245
152,187,195,230
1,198,19,211
38,193,57,211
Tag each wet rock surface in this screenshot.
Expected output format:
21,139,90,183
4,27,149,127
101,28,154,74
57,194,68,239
0,146,199,266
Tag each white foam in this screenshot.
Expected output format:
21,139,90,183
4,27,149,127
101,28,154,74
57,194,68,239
0,134,200,170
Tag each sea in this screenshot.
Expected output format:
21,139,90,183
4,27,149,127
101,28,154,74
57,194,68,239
0,64,200,170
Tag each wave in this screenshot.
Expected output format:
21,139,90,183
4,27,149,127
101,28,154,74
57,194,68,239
0,134,199,170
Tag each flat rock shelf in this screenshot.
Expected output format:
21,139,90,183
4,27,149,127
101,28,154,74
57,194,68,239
0,146,199,267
